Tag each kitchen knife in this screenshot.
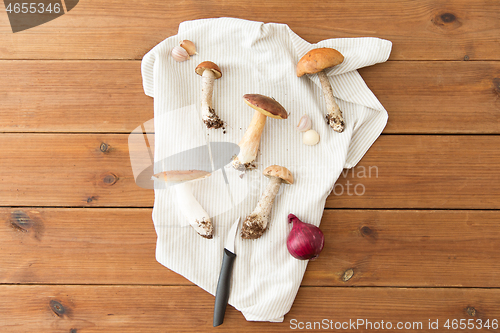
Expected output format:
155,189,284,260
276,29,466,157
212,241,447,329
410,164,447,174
213,217,241,327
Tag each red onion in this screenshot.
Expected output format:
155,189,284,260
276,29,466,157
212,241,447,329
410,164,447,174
287,214,325,261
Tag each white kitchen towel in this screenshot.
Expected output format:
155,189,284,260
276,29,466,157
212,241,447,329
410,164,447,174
141,17,391,322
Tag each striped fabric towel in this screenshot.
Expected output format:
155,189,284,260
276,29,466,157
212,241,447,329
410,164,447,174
141,17,391,322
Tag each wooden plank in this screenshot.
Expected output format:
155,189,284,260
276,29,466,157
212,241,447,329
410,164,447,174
1,134,500,209
3,208,500,288
327,135,500,209
0,134,153,207
0,208,173,285
1,60,499,134
308,210,500,287
0,0,498,60
0,285,499,332
359,61,500,134
0,61,153,133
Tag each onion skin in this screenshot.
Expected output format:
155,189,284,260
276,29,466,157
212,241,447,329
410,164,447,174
180,40,197,55
287,214,325,261
296,114,312,132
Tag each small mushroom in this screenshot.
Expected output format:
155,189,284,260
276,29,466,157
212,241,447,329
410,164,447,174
151,170,213,239
297,48,345,132
232,94,288,171
195,61,224,129
241,165,293,239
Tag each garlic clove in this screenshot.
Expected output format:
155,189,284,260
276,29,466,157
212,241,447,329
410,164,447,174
171,45,190,62
303,129,320,146
180,40,197,55
296,114,312,132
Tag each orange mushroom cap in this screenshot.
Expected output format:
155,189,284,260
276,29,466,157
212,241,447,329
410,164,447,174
296,48,344,77
195,61,222,79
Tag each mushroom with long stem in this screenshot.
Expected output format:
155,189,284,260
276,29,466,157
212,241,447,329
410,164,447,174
195,61,224,129
151,170,214,239
297,48,345,132
232,94,288,171
241,165,293,239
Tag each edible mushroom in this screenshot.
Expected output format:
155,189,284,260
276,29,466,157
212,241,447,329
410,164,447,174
297,48,345,132
151,170,214,239
195,61,224,129
241,165,293,239
232,94,288,171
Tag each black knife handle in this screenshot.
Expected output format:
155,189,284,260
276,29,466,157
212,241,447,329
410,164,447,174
213,249,236,327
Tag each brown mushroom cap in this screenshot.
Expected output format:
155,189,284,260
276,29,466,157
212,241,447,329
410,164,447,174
195,61,222,79
152,170,211,183
243,94,288,120
296,48,344,77
263,165,293,184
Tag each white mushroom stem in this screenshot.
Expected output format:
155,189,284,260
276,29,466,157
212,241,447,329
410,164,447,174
151,172,213,239
241,176,282,239
317,70,345,133
174,182,213,239
231,111,267,171
201,70,223,129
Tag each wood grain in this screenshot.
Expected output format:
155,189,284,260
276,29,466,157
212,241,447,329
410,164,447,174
1,61,499,134
2,0,499,331
328,135,500,209
309,210,500,287
0,1,499,60
360,61,500,134
0,133,153,207
2,208,500,288
0,61,153,133
0,208,168,285
0,285,498,332
1,134,499,209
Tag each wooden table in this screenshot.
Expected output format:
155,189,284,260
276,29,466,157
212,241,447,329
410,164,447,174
1,1,499,332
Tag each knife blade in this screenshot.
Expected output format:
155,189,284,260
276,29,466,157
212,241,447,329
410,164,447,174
213,217,241,327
